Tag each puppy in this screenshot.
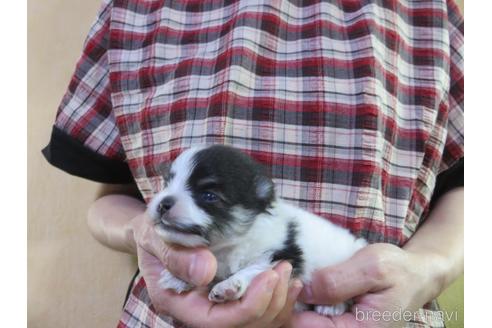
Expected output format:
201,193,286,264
147,145,367,316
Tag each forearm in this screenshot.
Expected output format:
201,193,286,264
87,193,146,254
403,187,464,300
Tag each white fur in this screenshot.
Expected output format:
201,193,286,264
149,146,367,316
154,226,209,247
209,200,366,314
315,303,348,316
211,200,366,283
208,200,366,283
209,257,273,302
147,146,211,247
158,269,191,294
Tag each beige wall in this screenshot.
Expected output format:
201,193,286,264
27,1,463,327
27,1,136,327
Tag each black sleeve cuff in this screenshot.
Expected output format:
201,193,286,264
430,157,464,208
42,125,134,184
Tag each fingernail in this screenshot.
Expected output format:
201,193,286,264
188,254,207,285
292,279,303,291
291,279,304,298
283,265,293,279
302,283,314,302
265,273,279,292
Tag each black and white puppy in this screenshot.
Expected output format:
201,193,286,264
147,145,367,316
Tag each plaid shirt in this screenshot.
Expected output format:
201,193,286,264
44,0,464,327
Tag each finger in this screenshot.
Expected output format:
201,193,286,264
207,270,280,327
253,262,293,326
138,219,217,286
286,311,337,328
287,310,365,328
158,271,279,327
299,245,393,304
137,245,166,288
162,245,217,286
272,278,303,326
147,285,216,321
139,247,277,327
137,246,180,316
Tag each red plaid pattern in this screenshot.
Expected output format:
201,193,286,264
53,0,124,160
53,0,464,327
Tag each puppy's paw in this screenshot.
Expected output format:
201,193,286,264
208,277,245,303
158,269,192,294
315,302,348,316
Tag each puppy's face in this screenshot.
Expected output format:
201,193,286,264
147,145,275,247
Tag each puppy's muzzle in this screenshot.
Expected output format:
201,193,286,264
156,196,207,238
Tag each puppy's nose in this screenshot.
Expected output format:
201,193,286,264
158,196,176,215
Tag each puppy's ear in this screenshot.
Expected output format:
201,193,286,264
255,175,275,202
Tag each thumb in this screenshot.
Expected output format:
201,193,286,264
136,215,217,286
298,245,392,304
160,244,217,286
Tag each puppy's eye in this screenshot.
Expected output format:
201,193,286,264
200,191,219,203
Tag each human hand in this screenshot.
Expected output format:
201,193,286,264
285,243,447,328
130,213,217,286
131,214,303,328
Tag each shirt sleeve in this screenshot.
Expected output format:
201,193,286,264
42,0,133,184
440,0,464,171
429,0,464,206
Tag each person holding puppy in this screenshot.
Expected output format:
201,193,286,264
43,0,464,327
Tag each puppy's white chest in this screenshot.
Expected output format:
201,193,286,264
214,244,263,280
212,215,288,280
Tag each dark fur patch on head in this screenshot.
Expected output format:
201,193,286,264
187,145,275,233
272,221,304,277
